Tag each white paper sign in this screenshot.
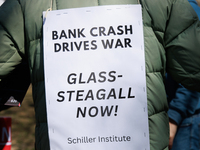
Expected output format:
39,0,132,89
43,5,149,150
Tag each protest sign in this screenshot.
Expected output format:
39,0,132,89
43,5,149,150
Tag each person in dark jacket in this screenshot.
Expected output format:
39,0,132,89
167,0,200,149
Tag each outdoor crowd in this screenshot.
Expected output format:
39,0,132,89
0,0,200,150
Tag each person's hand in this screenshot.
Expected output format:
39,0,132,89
168,119,178,150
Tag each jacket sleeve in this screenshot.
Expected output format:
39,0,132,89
167,78,200,125
0,1,31,107
0,0,25,80
165,0,200,92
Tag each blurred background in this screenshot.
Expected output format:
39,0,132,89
0,85,35,150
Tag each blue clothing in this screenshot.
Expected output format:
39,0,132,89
188,0,200,18
171,114,200,150
166,73,200,150
166,73,200,126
